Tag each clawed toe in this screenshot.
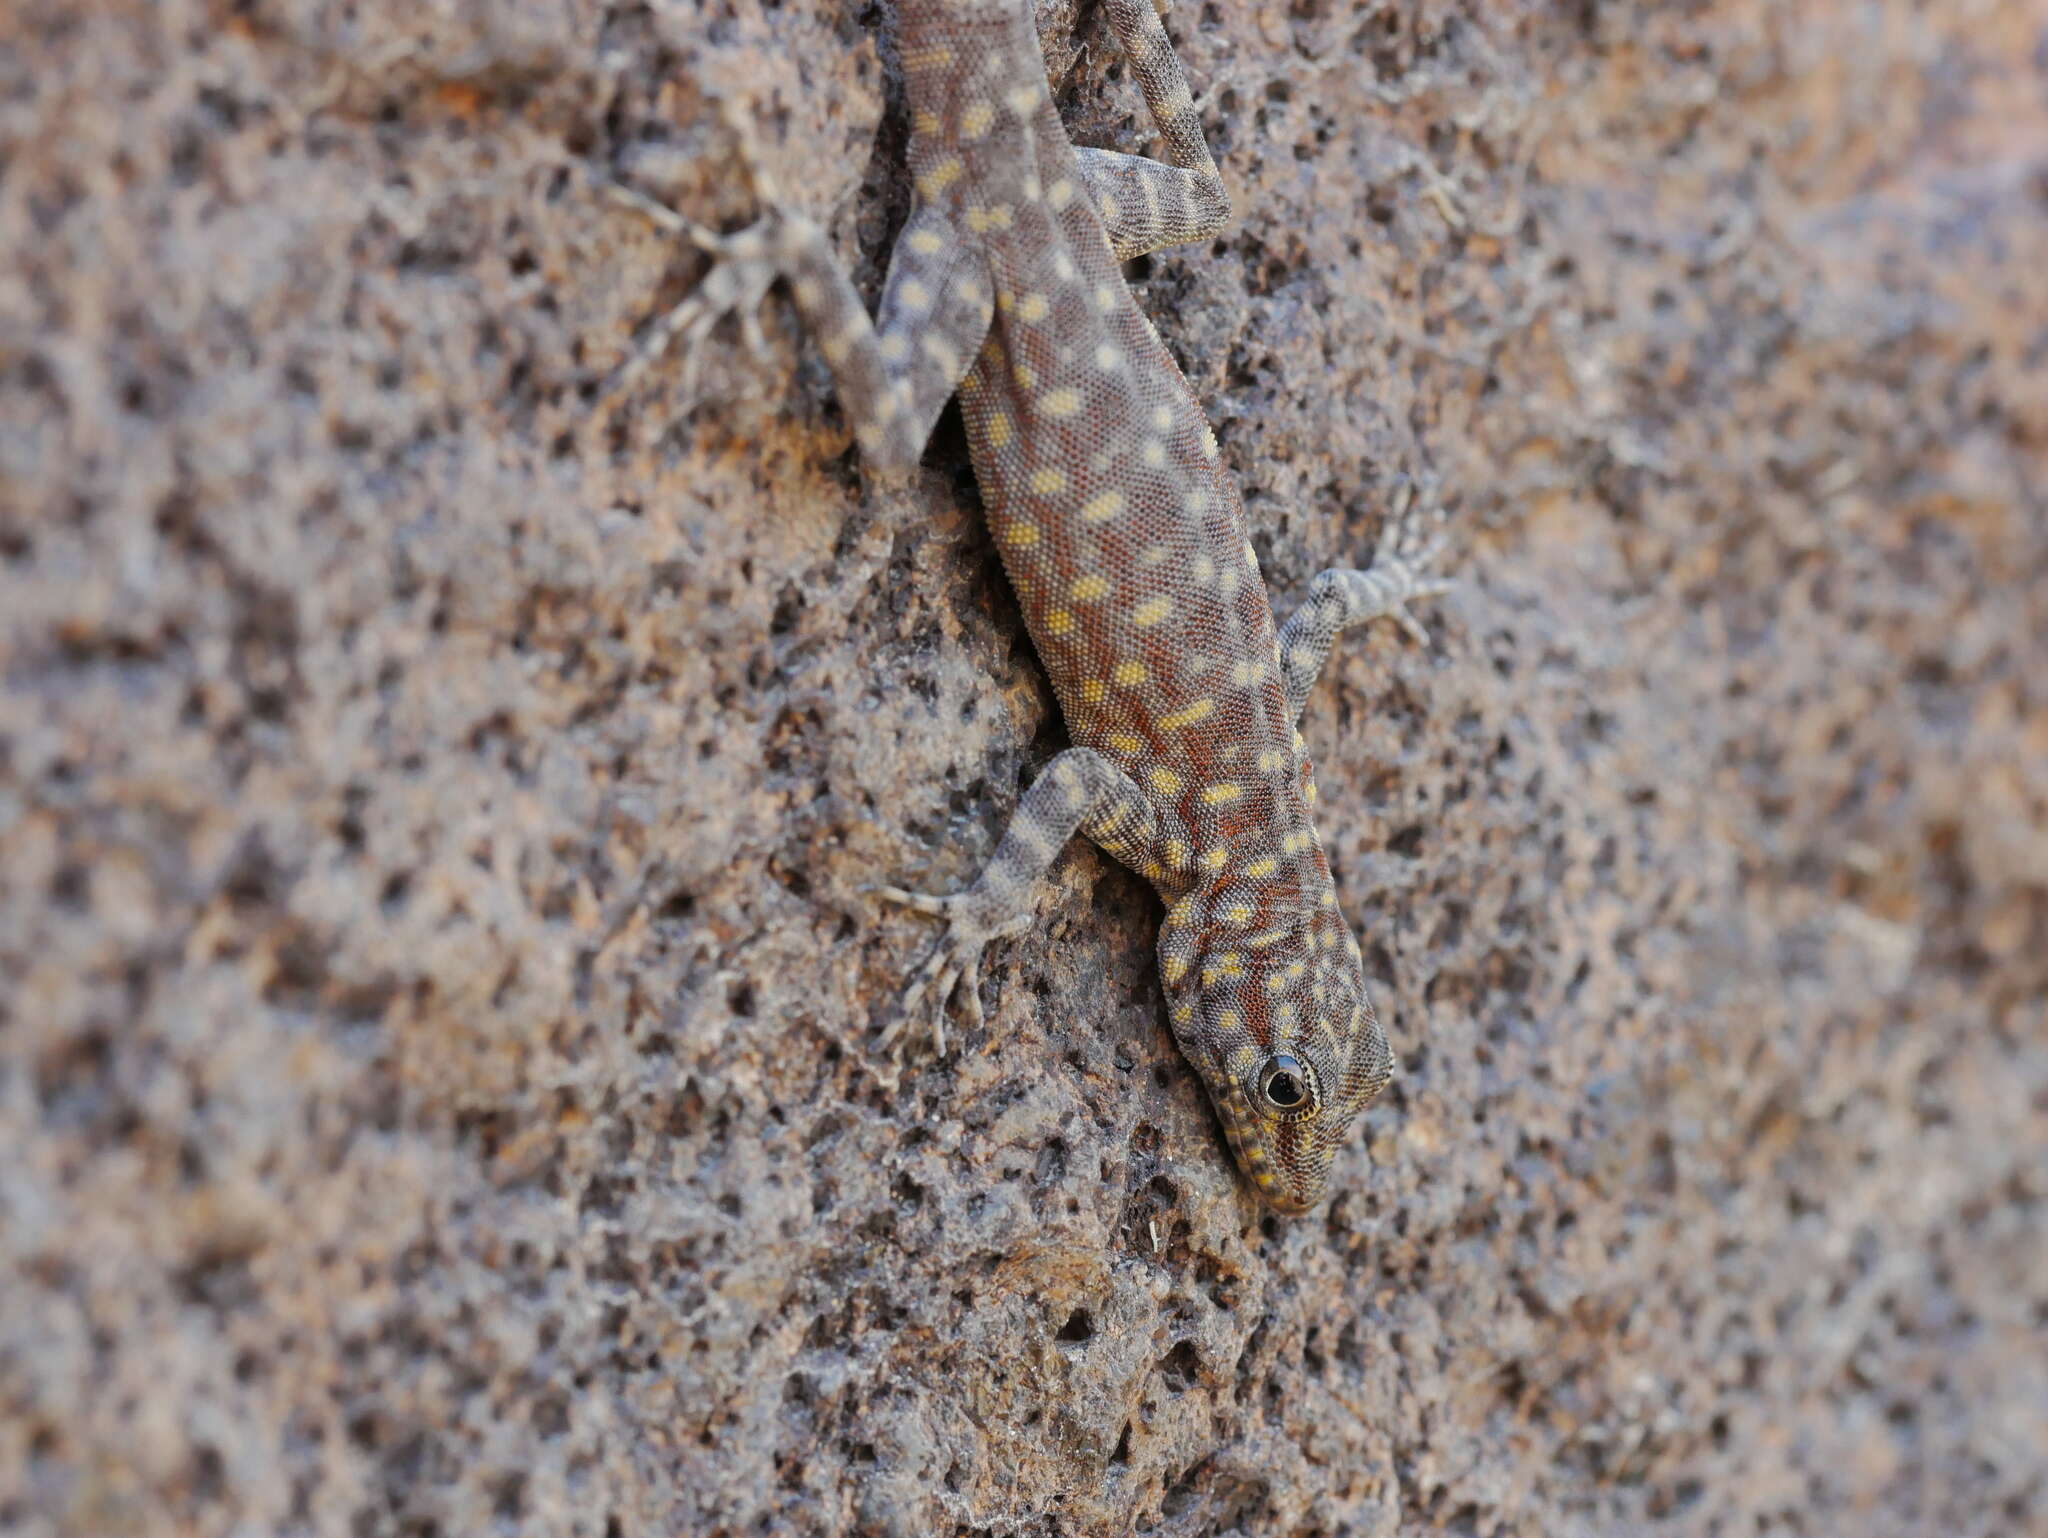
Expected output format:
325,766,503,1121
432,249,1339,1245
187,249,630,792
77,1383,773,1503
869,883,952,918
885,945,953,1059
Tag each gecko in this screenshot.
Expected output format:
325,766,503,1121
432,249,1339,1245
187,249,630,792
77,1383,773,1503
626,0,1448,1213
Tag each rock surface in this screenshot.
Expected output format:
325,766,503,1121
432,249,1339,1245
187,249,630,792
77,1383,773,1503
4,0,2044,1534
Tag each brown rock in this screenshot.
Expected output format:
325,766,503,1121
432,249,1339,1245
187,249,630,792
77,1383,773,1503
3,1,2042,1534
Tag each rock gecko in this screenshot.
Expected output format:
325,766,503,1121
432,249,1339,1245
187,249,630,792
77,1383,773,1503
629,0,1447,1212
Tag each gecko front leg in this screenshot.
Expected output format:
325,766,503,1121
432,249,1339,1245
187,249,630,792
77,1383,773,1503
1277,493,1453,722
874,748,1188,1056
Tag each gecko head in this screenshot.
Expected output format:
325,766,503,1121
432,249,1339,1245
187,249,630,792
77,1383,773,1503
1163,910,1395,1215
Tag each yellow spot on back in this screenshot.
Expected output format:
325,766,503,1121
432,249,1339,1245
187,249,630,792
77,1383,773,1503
1202,846,1229,870
1013,361,1037,389
1163,955,1189,983
1223,903,1254,924
1137,544,1170,567
908,228,944,256
1191,554,1215,583
1112,660,1147,685
1070,573,1110,602
921,334,959,373
1167,838,1189,866
1167,896,1196,927
1095,285,1118,312
1005,84,1039,114
1108,731,1140,754
1081,490,1125,523
1132,596,1172,627
1041,387,1082,417
1079,679,1106,704
1244,856,1278,878
918,158,963,197
1159,698,1216,730
913,109,942,137
1095,344,1122,369
879,334,909,362
1256,748,1288,772
1030,467,1068,494
986,413,1012,448
1048,179,1075,208
1201,782,1244,805
903,45,955,71
1003,521,1040,547
1148,766,1183,795
1143,440,1167,467
1152,405,1173,430
960,101,995,139
966,205,1013,233
1044,609,1076,635
1016,293,1049,322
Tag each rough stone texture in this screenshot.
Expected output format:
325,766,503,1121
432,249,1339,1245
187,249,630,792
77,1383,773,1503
4,0,2044,1534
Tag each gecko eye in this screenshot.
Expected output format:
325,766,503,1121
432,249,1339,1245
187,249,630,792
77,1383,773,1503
1255,1053,1318,1116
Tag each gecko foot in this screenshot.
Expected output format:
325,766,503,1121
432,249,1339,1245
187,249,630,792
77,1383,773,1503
599,196,801,403
1371,489,1456,646
869,884,1031,1060
595,92,810,404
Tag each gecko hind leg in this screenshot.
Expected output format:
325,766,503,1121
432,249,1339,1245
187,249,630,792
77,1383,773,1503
597,104,993,471
599,188,788,401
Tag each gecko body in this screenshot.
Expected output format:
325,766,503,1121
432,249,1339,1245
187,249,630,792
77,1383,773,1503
643,0,1445,1212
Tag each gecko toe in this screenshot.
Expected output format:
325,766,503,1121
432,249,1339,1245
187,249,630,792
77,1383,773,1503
870,883,955,918
1395,607,1434,648
956,956,985,1034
